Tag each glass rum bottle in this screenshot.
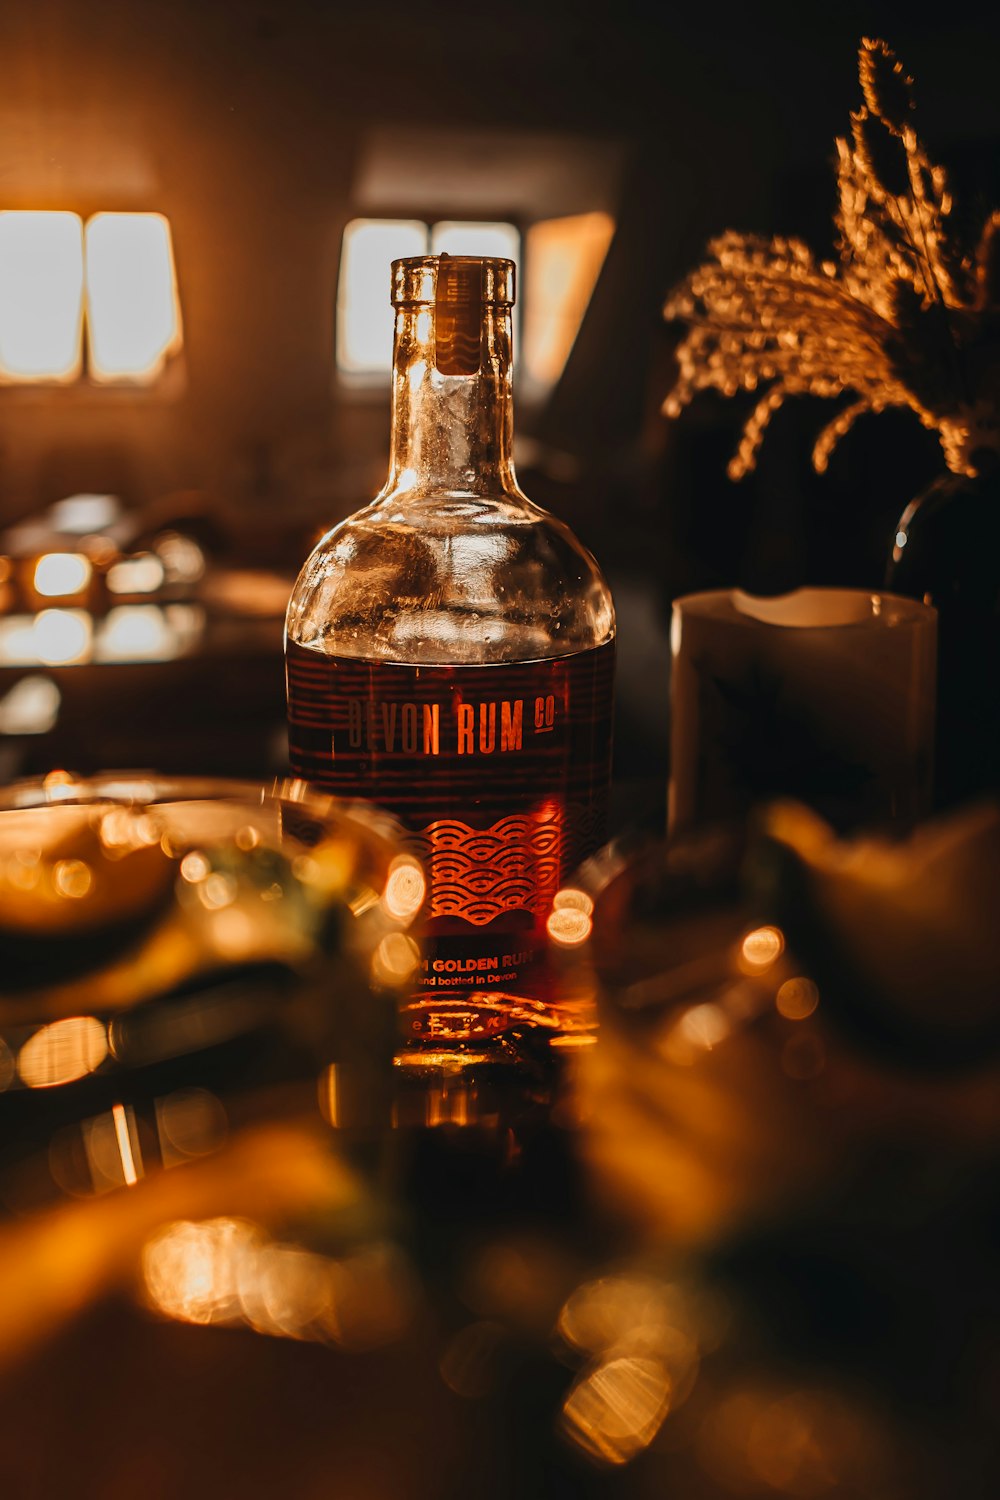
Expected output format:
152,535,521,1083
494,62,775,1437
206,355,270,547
286,255,615,1048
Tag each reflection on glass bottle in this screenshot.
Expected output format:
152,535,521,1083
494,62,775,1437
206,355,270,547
286,255,615,1045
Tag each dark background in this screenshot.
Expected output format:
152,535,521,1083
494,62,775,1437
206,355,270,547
1,1,998,790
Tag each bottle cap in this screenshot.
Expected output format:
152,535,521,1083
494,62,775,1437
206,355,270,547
391,255,514,377
390,255,515,309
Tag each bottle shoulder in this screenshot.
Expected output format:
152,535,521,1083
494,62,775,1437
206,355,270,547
286,488,615,665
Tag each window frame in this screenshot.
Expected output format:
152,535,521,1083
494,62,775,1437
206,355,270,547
0,207,184,397
333,210,524,399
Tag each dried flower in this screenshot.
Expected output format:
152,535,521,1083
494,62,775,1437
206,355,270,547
664,39,1000,480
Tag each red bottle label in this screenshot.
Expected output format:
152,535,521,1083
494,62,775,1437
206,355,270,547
286,639,614,1033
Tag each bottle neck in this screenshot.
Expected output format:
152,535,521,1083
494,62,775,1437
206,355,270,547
385,304,518,500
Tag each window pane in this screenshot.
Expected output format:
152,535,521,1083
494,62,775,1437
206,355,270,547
431,222,520,363
0,212,84,382
85,213,182,383
523,212,615,386
337,219,428,374
430,220,520,264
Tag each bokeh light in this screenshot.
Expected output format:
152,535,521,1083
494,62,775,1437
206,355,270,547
553,886,594,915
1,609,92,666
155,1088,228,1167
661,1002,732,1065
18,1016,108,1089
740,925,785,971
371,932,421,987
106,553,165,595
776,976,820,1021
180,850,210,883
381,855,426,920
52,858,92,899
143,1217,257,1326
547,906,593,947
0,675,61,735
33,552,92,598
562,1354,672,1465
142,1219,415,1350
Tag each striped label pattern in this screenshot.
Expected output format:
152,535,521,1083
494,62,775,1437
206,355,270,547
286,639,614,1008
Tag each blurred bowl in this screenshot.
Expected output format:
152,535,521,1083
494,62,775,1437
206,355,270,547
0,773,426,1172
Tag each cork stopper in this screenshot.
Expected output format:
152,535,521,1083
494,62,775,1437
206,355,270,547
435,257,484,375
391,255,516,378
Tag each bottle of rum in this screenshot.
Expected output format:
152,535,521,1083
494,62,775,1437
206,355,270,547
286,255,615,1048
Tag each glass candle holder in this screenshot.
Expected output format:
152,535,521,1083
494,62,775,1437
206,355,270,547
669,589,937,835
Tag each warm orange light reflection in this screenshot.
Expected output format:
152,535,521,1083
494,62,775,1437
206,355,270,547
0,211,84,381
198,872,237,910
739,925,785,971
143,1217,256,1326
142,1219,414,1349
180,850,210,883
243,1243,334,1339
381,855,426,920
107,601,203,661
106,553,165,594
662,1002,731,1066
776,976,820,1020
34,552,92,598
111,1101,142,1186
85,213,182,382
100,807,162,855
552,886,594,915
3,849,41,890
207,905,257,959
0,609,92,665
44,769,78,797
0,675,61,734
52,858,92,899
371,932,421,986
562,1355,672,1465
156,531,205,583
155,1088,228,1167
18,1016,108,1089
557,1274,700,1374
320,1063,342,1128
547,906,593,947
294,842,353,901
524,212,615,385
99,605,176,661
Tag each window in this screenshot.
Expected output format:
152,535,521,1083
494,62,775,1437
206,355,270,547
336,219,428,376
523,212,615,387
0,213,84,383
336,213,612,390
0,211,182,387
85,214,182,384
337,218,521,378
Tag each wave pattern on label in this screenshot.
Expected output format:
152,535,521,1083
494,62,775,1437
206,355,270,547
409,810,564,925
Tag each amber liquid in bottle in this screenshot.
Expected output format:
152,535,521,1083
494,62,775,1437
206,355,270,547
286,255,615,1046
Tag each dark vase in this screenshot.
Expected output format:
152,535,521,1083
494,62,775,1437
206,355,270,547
886,466,1000,808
